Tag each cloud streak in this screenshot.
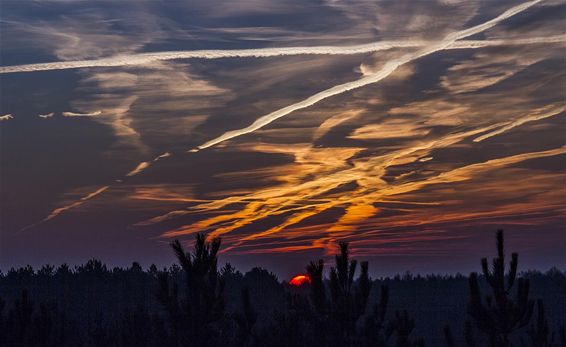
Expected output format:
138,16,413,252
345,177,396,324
0,114,14,121
13,0,551,237
38,112,54,119
0,35,562,74
473,105,565,142
20,186,110,232
195,0,545,151
126,152,171,177
62,110,102,117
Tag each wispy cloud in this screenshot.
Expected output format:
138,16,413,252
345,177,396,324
3,0,564,270
194,0,545,151
38,112,54,119
126,152,171,177
21,186,110,231
24,150,173,229
348,120,430,140
0,114,14,121
143,90,564,253
474,105,565,142
62,110,102,117
313,109,362,141
68,62,226,151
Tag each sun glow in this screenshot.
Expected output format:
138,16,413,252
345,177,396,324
289,275,312,286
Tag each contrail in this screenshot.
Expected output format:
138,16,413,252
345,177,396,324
20,152,172,231
125,152,171,177
0,41,422,74
473,106,565,142
450,35,566,49
18,0,545,230
62,110,102,117
195,0,544,151
20,185,110,231
1,35,562,74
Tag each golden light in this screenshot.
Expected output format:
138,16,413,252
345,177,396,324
289,274,311,286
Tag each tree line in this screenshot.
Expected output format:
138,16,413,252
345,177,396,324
0,230,565,346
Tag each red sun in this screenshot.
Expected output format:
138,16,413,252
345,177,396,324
289,274,311,286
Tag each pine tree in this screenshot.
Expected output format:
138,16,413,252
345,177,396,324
363,285,390,346
444,324,456,347
464,321,477,347
521,299,566,347
388,310,424,347
305,242,373,346
444,321,476,347
306,259,326,316
234,287,257,347
526,300,552,346
468,230,534,346
157,233,225,347
0,296,5,346
329,242,372,342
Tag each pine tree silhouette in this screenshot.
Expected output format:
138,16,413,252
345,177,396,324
0,290,72,347
468,230,534,346
0,296,6,346
362,285,390,346
526,300,552,347
444,324,456,347
464,321,477,347
444,321,476,347
234,287,257,347
305,241,373,346
157,233,225,347
10,290,34,345
2,228,565,346
388,310,424,347
520,299,566,347
306,259,325,316
329,242,372,342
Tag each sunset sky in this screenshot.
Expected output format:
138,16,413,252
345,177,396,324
1,0,565,277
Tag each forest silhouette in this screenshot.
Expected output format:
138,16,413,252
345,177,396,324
0,230,565,346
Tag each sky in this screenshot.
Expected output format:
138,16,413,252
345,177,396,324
1,0,565,278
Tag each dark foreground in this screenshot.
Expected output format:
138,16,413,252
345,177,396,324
1,230,565,347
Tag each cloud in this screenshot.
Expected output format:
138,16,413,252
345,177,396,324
2,36,564,74
1,4,163,62
3,0,564,270
147,115,558,252
151,136,565,253
349,120,430,140
194,0,544,151
313,109,362,141
62,110,102,117
67,61,227,151
26,149,172,229
129,184,203,204
0,114,14,121
20,185,110,231
473,106,565,142
15,60,231,228
0,41,422,74
38,112,54,119
143,92,564,253
126,162,150,177
441,38,565,94
126,152,171,177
